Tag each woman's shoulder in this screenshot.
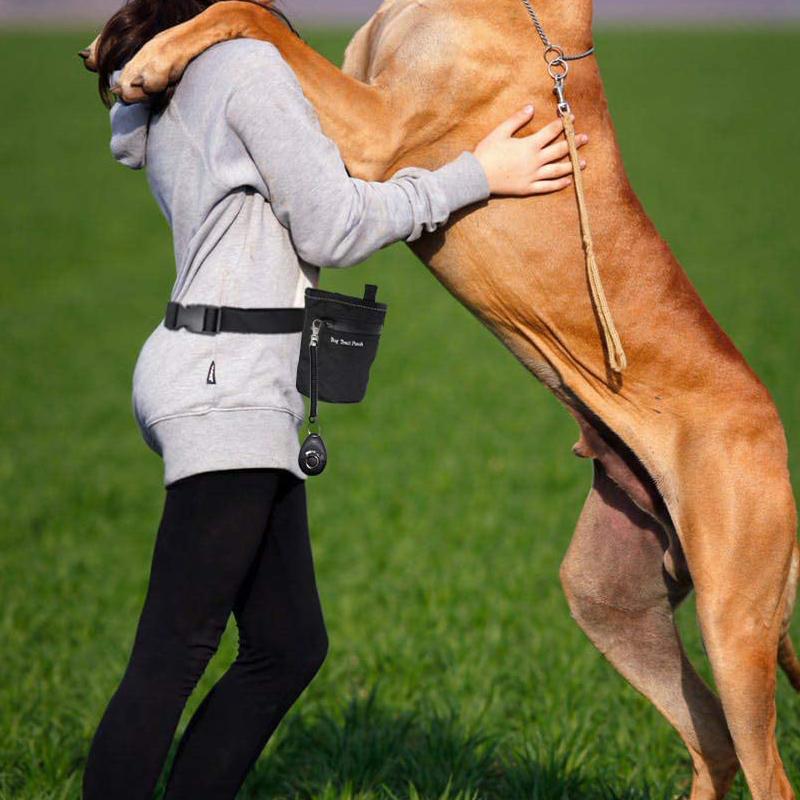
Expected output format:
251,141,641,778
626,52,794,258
182,39,297,93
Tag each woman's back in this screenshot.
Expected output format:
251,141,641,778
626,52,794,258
111,40,318,482
113,38,318,307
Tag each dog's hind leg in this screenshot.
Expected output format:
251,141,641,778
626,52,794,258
778,543,800,691
560,462,739,800
683,461,797,800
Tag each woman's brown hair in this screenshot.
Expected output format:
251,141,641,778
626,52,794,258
95,0,298,110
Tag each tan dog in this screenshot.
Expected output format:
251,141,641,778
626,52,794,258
82,2,799,796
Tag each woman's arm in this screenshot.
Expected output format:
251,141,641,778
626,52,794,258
228,44,586,269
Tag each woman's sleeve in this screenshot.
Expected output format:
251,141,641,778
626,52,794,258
225,48,490,268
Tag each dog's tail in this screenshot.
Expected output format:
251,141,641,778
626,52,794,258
778,544,800,692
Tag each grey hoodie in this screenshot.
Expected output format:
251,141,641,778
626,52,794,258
111,39,490,486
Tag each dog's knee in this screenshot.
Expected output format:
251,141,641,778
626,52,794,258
559,551,602,629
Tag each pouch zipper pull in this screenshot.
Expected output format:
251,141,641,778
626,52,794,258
310,318,322,348
309,319,322,423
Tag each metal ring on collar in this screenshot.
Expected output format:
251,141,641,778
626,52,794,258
544,46,569,79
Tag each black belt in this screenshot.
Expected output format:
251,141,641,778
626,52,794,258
164,302,305,335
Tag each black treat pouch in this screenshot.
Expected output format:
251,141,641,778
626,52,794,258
296,284,387,475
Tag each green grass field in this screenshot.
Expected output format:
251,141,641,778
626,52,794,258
1,25,800,800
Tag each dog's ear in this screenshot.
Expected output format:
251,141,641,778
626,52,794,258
78,34,100,72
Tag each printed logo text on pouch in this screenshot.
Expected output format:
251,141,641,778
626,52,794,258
206,361,217,385
330,336,364,348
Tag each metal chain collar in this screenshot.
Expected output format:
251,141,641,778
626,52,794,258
519,0,595,114
519,0,595,62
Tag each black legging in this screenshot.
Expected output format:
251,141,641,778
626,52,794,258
83,468,328,799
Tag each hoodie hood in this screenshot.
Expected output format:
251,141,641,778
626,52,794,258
109,70,151,170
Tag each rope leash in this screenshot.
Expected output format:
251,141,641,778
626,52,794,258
520,1,627,374
561,111,627,373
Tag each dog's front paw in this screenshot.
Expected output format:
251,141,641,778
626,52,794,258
116,34,179,103
78,34,100,72
113,67,151,104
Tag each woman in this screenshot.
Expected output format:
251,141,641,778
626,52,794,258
83,1,588,797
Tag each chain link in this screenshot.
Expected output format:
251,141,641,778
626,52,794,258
519,0,595,61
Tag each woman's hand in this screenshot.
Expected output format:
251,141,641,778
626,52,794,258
474,105,588,196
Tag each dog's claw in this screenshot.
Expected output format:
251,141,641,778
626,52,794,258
79,37,100,72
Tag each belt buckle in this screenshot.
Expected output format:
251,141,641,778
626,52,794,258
178,305,222,336
178,304,207,333
165,302,180,329
165,303,222,334
171,304,220,334
201,306,222,334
